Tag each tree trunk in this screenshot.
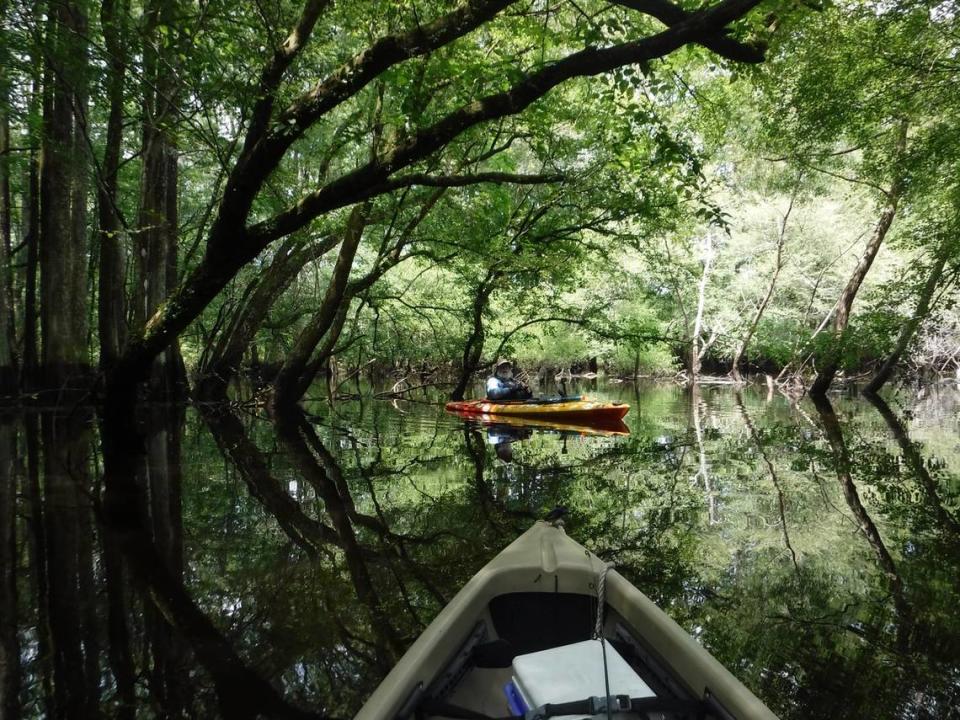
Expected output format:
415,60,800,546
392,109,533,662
300,301,351,385
865,241,951,394
690,233,714,380
0,83,16,393
97,0,130,371
730,184,796,382
135,0,184,398
272,203,370,407
39,0,91,392
22,75,41,386
810,121,908,397
450,269,497,401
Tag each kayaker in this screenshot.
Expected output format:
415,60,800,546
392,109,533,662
486,359,532,401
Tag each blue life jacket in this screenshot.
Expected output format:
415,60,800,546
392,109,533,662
486,375,531,401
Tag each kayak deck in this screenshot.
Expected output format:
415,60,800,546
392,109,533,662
445,398,629,423
356,522,779,720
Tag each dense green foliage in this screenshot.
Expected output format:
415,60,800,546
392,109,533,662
1,0,958,403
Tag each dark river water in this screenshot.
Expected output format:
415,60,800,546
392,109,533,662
1,380,959,719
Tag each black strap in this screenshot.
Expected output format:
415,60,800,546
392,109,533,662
420,695,709,720
539,697,707,718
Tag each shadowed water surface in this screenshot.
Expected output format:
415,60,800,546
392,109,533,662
1,381,959,719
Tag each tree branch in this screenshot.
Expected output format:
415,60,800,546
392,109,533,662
610,0,765,62
374,171,564,192
243,0,332,152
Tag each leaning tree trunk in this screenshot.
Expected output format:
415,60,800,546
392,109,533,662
810,121,908,397
97,0,130,371
39,0,90,393
272,203,370,408
289,188,445,397
450,270,497,401
865,240,951,394
196,234,338,399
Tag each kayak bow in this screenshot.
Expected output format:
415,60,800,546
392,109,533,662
356,521,779,720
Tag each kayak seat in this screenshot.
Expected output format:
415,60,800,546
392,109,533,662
488,593,595,656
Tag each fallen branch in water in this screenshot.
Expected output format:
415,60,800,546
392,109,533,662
374,380,456,398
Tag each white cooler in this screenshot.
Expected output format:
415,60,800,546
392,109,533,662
507,639,655,719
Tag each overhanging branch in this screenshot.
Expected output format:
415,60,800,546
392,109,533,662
375,171,565,192
248,0,766,246
610,0,764,63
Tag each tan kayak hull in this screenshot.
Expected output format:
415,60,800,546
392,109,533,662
355,522,778,720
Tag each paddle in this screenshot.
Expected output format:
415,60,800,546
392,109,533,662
483,395,583,405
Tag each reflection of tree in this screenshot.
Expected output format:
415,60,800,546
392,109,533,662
811,394,913,653
23,412,54,717
464,426,491,521
690,384,718,524
0,415,19,718
103,515,136,720
140,406,189,714
275,408,406,669
866,393,960,539
202,404,344,556
100,406,329,720
734,392,800,575
41,408,100,717
461,424,537,527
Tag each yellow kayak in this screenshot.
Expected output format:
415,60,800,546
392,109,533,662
445,397,629,424
448,410,630,437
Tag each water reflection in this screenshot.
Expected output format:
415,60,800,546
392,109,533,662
0,382,958,718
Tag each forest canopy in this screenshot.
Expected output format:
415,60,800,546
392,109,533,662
0,0,958,407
